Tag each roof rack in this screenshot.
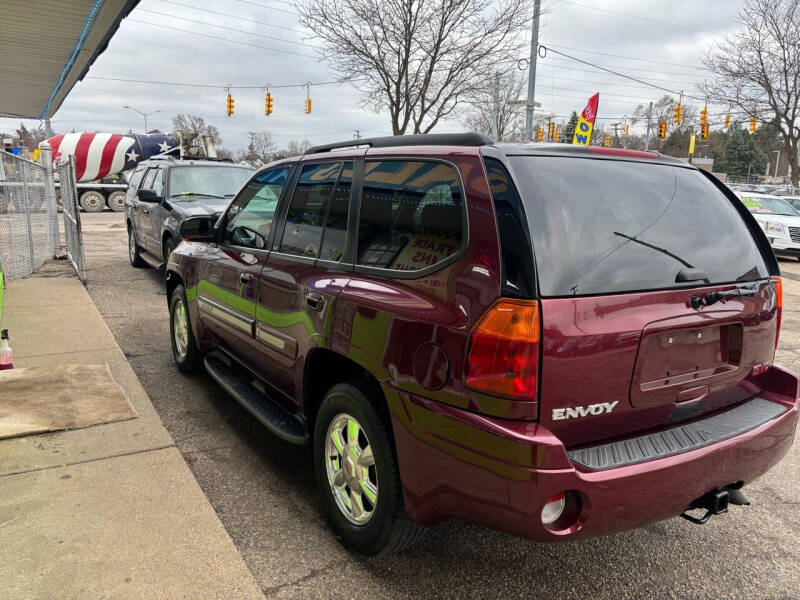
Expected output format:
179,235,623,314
306,132,492,154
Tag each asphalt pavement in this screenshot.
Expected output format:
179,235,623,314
81,210,800,600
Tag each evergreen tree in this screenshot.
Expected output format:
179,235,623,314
724,123,767,180
564,111,579,142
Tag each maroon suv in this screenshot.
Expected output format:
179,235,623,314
165,133,799,555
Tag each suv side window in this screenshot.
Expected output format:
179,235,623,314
141,167,158,192
357,160,464,272
127,165,147,193
150,168,164,197
279,162,352,260
223,167,290,249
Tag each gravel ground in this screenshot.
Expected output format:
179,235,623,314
81,211,800,600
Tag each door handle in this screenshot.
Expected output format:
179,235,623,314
305,291,325,312
240,272,254,285
142,207,150,215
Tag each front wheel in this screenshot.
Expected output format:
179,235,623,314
314,381,425,555
169,284,203,373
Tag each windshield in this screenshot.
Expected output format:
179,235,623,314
509,156,769,297
169,166,252,198
742,196,800,216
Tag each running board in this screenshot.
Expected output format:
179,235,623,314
204,353,308,445
139,249,164,270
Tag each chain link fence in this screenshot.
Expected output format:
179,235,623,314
0,150,61,281
57,155,87,283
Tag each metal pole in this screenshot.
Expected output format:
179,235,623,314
774,150,781,180
144,114,148,134
39,141,61,253
20,161,36,273
524,0,542,143
644,101,653,151
492,71,501,140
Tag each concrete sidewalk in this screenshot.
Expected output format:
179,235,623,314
0,268,265,599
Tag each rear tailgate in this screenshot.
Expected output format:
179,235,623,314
508,154,779,447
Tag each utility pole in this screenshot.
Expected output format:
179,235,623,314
524,0,542,143
611,123,622,140
643,101,653,151
354,130,362,140
44,118,53,138
492,71,501,140
247,132,257,163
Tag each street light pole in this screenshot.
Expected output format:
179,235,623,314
772,150,782,181
123,106,163,133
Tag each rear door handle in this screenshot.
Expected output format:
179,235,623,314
305,291,325,312
240,272,254,285
142,207,150,215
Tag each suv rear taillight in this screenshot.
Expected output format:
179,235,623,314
772,276,783,348
465,299,540,400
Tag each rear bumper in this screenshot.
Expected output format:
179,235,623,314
388,364,800,542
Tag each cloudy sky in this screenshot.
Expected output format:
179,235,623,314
1,0,745,152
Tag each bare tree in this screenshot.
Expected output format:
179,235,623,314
271,139,313,161
632,95,699,149
239,130,276,165
461,69,527,140
700,0,800,186
298,0,529,135
171,114,222,152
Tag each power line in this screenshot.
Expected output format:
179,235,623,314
137,8,315,48
127,19,321,59
83,75,362,89
155,0,308,34
227,0,300,15
556,0,699,31
540,42,703,70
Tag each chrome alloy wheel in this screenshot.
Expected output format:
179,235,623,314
172,298,189,360
325,413,378,525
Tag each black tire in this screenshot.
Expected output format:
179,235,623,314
163,236,177,264
128,226,146,268
107,191,126,212
169,284,203,373
314,380,426,555
79,190,105,212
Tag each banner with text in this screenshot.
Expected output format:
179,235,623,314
572,93,599,146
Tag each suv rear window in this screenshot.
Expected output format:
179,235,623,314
509,156,769,296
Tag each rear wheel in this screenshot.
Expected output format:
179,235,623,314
79,190,105,212
107,191,126,212
169,284,203,373
314,381,425,555
128,226,146,268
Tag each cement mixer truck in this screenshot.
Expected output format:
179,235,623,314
47,132,216,212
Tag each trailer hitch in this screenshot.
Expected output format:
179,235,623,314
680,486,750,525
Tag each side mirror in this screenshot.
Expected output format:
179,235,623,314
137,188,161,203
180,216,216,243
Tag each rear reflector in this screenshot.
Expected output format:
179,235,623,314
541,492,566,525
772,277,783,348
465,299,540,400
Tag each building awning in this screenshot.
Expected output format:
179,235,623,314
0,0,140,120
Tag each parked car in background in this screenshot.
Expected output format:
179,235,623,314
165,134,798,555
126,157,253,271
741,193,800,260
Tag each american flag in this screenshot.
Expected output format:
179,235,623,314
47,132,179,182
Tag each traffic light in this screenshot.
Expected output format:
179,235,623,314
536,127,543,142
725,113,731,128
554,129,560,143
305,98,312,114
226,94,235,116
624,123,630,135
604,135,610,147
265,93,274,115
548,122,554,139
700,122,709,141
673,104,682,124
749,115,757,131
658,121,667,139
699,108,708,125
